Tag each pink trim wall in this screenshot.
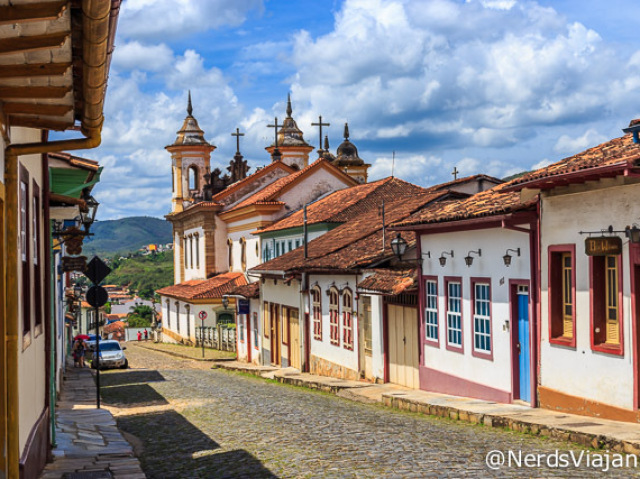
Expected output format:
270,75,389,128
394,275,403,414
420,366,512,404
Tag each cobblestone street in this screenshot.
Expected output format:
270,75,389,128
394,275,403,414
100,345,639,478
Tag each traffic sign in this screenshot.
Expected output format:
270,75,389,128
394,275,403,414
86,285,109,308
199,311,207,320
84,256,111,285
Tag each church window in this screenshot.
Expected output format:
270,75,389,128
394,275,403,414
195,234,200,268
189,235,194,269
166,300,170,328
175,301,180,334
188,165,198,190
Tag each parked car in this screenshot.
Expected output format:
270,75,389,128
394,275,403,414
90,340,128,369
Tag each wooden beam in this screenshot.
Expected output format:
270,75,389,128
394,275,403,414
3,102,72,116
0,1,68,24
0,62,71,79
7,115,72,131
0,32,69,56
0,85,71,99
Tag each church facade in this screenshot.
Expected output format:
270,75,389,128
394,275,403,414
158,94,368,349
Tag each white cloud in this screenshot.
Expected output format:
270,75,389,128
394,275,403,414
554,128,608,154
119,0,264,41
111,42,174,72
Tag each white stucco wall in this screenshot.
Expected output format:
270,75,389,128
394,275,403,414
236,297,261,364
540,183,639,410
419,227,531,396
182,225,206,281
160,297,230,343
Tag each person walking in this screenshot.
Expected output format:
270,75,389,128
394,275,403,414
73,339,87,368
137,330,142,342
144,329,148,341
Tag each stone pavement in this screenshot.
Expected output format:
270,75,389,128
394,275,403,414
212,360,640,456
39,360,145,479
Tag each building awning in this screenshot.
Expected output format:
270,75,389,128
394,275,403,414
50,166,102,199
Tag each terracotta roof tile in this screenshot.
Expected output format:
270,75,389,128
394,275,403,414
509,132,640,188
223,158,356,213
358,269,418,295
157,272,247,300
228,282,260,299
251,190,451,273
211,161,295,204
392,182,534,227
256,177,428,234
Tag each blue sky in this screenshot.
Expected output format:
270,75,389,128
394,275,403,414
77,0,640,219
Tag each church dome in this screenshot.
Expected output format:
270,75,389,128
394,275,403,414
334,123,364,166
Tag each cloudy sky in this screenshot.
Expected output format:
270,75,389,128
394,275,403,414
71,0,640,220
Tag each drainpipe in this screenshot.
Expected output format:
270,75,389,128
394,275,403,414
4,0,116,471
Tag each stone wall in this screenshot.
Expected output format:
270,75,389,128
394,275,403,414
310,355,359,381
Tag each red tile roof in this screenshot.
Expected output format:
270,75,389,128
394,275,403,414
211,161,295,204
392,182,534,228
156,272,247,300
228,282,260,299
358,269,418,295
223,158,357,213
256,177,429,234
508,132,640,190
429,174,503,192
251,190,452,273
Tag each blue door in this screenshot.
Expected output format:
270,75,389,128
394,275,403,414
517,286,531,402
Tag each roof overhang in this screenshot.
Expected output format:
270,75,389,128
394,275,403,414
0,0,121,136
503,162,640,192
391,210,537,234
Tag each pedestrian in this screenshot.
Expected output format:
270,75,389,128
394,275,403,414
73,339,87,368
144,329,148,341
72,341,79,367
137,330,142,342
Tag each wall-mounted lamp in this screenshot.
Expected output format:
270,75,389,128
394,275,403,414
221,296,229,309
503,248,521,267
390,232,431,263
464,249,481,267
626,225,640,244
439,250,454,267
325,282,335,296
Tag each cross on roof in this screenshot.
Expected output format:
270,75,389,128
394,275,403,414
311,115,330,151
452,166,459,180
231,127,244,154
267,117,282,161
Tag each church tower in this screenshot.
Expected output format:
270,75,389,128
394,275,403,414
265,94,314,170
166,92,216,213
333,123,370,184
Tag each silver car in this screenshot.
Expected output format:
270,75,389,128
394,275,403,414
91,340,128,369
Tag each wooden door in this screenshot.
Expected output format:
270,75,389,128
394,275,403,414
387,304,419,388
270,304,281,366
289,308,301,369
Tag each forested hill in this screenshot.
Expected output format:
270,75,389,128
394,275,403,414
82,216,172,257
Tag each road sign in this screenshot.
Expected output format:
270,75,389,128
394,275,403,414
86,285,109,308
84,256,111,285
199,311,207,320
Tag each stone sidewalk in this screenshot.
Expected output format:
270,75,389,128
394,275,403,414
39,361,145,479
212,360,640,456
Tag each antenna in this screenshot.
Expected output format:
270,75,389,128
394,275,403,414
391,151,396,178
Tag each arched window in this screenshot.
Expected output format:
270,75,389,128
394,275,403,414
227,238,233,271
312,286,322,341
329,287,339,346
342,289,353,350
188,165,198,190
189,234,194,269
185,304,191,338
195,233,200,269
166,299,170,328
240,237,247,271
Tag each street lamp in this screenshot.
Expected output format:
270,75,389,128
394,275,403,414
390,233,407,260
79,194,99,234
464,249,482,267
503,248,521,267
222,296,229,310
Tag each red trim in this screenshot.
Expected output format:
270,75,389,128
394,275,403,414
631,244,640,409
533,205,541,408
263,301,269,338
444,276,463,354
470,277,493,361
422,276,440,349
304,311,310,372
547,244,577,348
420,366,512,403
282,306,290,346
416,240,425,366
589,255,624,356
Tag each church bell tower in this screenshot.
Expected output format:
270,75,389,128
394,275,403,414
166,92,216,213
